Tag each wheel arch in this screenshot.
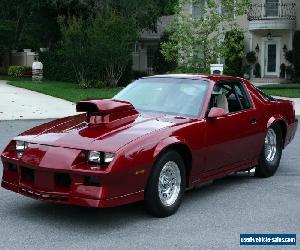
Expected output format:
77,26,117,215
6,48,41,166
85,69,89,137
267,116,287,147
153,137,192,187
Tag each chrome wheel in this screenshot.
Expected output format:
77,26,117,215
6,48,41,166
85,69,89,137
265,128,277,162
158,161,181,207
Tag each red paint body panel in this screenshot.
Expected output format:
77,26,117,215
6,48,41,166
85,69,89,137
1,75,298,208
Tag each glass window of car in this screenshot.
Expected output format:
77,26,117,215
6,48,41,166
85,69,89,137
210,81,252,113
232,83,252,110
114,77,209,117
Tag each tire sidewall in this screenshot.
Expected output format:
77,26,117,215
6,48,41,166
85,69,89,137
145,150,186,217
257,123,283,177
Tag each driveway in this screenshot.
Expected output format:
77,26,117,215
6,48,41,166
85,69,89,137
0,80,77,120
0,119,299,250
1,80,300,120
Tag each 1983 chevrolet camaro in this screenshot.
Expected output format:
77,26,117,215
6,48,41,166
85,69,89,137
1,75,298,217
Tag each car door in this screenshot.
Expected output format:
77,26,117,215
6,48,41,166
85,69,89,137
202,81,263,174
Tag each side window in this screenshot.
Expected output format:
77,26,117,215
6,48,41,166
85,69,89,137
210,81,252,114
233,83,251,110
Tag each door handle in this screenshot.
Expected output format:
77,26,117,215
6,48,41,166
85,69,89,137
250,118,257,125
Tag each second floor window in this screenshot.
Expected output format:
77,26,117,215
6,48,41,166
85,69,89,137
265,0,280,17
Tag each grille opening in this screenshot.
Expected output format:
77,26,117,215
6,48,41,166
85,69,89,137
21,167,34,182
20,188,68,201
84,176,101,187
55,173,71,189
8,163,18,172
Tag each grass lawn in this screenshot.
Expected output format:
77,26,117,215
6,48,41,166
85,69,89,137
2,76,300,101
3,78,122,103
259,84,300,98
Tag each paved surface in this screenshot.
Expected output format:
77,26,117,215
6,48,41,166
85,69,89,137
252,82,280,87
0,80,77,120
1,80,300,119
0,119,299,250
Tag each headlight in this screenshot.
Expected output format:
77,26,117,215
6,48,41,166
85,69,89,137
104,152,115,164
16,141,28,152
15,141,28,157
88,151,115,165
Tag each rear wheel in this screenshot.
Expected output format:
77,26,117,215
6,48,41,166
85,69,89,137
145,150,186,217
255,123,283,177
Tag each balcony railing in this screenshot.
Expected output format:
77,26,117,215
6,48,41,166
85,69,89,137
248,2,296,21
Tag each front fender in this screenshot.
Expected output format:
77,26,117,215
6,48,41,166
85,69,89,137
153,136,191,160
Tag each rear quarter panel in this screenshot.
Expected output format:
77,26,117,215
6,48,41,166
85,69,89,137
246,81,297,148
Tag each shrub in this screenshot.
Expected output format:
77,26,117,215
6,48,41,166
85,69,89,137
58,12,137,87
153,33,177,74
246,51,256,64
223,29,245,76
8,66,31,77
0,67,7,75
171,65,209,74
242,64,251,74
118,61,134,86
253,63,261,78
285,50,293,64
280,63,286,78
39,50,76,82
79,80,94,89
286,65,294,80
132,70,149,80
293,31,300,77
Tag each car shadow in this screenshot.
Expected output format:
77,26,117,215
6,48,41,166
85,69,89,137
6,172,256,229
184,172,255,200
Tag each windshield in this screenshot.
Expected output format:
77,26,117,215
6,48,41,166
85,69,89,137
114,77,209,117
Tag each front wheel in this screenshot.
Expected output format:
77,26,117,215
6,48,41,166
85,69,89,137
255,123,283,177
145,150,186,217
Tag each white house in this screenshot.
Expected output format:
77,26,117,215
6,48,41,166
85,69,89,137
134,0,299,80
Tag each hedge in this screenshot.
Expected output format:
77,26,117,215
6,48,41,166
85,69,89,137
223,29,245,76
39,50,137,86
39,51,76,82
8,66,32,77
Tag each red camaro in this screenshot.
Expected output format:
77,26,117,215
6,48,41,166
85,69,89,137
1,75,298,217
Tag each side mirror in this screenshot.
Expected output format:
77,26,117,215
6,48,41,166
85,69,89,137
207,107,226,118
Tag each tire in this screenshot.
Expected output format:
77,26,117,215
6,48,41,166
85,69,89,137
145,150,186,217
255,123,283,177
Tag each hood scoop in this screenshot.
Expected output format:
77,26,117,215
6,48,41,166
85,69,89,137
76,99,139,125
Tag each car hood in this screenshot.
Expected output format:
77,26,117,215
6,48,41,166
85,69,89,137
15,113,190,153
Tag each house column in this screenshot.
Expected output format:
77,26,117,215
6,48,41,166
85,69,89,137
288,30,294,50
249,32,253,51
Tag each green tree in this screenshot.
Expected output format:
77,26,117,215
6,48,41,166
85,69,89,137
161,0,250,73
59,11,137,87
0,0,61,52
153,33,177,74
223,29,245,76
59,17,92,85
46,0,179,31
91,12,137,87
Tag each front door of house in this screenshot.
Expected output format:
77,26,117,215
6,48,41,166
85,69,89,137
265,42,278,76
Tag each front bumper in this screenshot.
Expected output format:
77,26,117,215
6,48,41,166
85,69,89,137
1,179,143,208
285,118,298,147
1,156,144,208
